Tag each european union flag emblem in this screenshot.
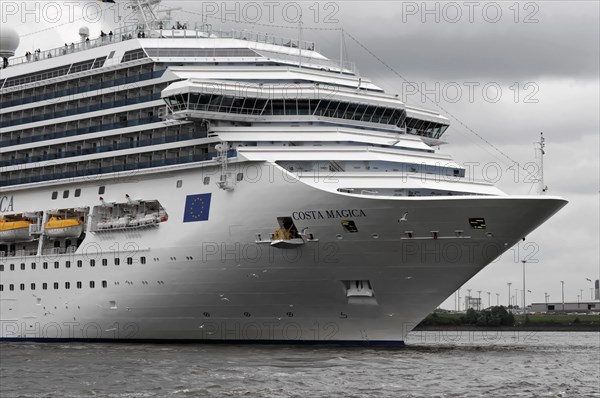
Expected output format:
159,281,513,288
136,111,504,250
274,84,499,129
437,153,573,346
183,193,211,222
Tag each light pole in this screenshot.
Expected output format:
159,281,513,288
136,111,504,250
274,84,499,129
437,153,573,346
560,281,565,312
467,288,472,309
522,260,527,315
545,293,549,305
507,283,512,310
580,289,584,303
477,290,482,311
577,294,580,308
487,291,491,308
496,293,500,306
586,278,593,299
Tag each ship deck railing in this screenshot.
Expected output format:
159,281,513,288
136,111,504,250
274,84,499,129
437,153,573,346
5,23,355,72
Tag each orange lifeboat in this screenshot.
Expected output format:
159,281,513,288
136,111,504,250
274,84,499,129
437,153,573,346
0,218,32,242
44,217,84,238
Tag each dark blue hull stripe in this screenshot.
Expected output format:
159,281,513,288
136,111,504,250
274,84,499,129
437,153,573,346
0,337,405,347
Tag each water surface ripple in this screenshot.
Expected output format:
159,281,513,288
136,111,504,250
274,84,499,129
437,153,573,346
1,332,598,397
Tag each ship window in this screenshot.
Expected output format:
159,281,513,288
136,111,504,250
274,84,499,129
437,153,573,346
63,190,69,198
114,258,120,265
77,260,82,268
31,263,36,270
20,263,25,270
75,188,81,197
10,264,14,271
108,50,115,59
20,283,25,291
140,256,146,264
176,180,183,188
54,262,59,269
548,305,555,310
53,282,59,289
52,191,58,200
0,285,3,291
469,218,486,229
9,284,14,291
42,283,47,290
203,177,210,185
98,186,105,194
236,173,243,181
102,259,107,266
0,265,3,271
43,262,48,269
90,259,96,267
66,261,71,268
31,283,35,290
90,281,95,288
341,220,358,233
126,257,133,265
65,282,70,289
102,280,107,288
77,281,82,289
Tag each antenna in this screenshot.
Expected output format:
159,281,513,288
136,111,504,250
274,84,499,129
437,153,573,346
339,28,344,74
538,132,547,194
298,11,303,69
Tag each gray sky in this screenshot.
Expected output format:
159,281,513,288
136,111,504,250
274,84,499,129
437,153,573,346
3,1,599,309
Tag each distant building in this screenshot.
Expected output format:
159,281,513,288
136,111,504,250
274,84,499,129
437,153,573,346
464,296,482,311
530,301,599,313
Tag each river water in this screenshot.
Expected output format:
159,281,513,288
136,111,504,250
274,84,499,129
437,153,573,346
0,332,598,397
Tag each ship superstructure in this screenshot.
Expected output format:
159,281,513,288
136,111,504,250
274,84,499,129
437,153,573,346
0,1,566,344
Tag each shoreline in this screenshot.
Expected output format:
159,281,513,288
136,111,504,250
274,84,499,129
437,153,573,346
414,324,599,332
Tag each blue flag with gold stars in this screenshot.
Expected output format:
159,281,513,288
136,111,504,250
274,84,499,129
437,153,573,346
183,194,211,222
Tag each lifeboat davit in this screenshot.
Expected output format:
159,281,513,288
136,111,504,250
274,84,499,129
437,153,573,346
0,219,33,242
45,217,84,238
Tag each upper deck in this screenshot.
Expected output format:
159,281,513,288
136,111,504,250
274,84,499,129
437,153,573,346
0,24,356,88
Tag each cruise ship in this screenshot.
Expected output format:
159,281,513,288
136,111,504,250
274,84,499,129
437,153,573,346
0,0,567,344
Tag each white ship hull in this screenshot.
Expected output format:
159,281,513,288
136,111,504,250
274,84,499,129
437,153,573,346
0,163,566,344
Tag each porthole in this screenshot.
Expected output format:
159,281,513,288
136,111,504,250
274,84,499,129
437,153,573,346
176,180,183,188
51,191,58,200
236,173,243,181
77,281,82,289
20,283,25,291
126,257,133,265
42,283,47,290
75,188,81,197
114,258,120,265
30,283,35,290
90,259,96,267
203,177,210,185
140,257,146,264
54,262,59,269
102,259,107,266
65,282,71,289
65,261,71,268
63,190,69,199
20,263,25,270
77,260,82,268
90,281,95,288
31,262,36,270
102,281,107,288
98,186,105,195
53,282,59,290
10,264,14,271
